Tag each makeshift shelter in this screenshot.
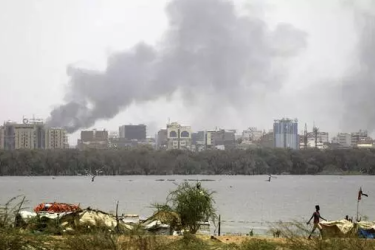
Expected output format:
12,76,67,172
59,208,132,231
320,220,355,237
357,221,375,239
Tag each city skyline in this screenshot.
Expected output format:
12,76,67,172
3,116,374,151
1,0,375,147
1,115,373,147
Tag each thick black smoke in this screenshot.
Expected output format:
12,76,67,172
47,0,307,133
340,3,375,132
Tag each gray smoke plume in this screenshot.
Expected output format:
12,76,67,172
47,0,307,133
340,2,375,132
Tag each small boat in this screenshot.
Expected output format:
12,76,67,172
34,202,81,213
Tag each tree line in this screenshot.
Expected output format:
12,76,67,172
1,147,375,176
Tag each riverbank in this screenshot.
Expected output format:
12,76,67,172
3,231,375,250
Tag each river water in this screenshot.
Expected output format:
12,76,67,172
0,175,374,235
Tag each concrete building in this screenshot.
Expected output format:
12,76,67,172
119,124,146,141
1,118,57,150
191,131,206,151
351,130,368,146
204,129,236,150
299,131,329,149
0,126,4,149
3,121,16,150
242,127,263,143
167,122,192,150
332,133,351,147
300,138,327,150
306,131,329,144
273,118,299,150
14,124,35,149
156,129,168,149
257,131,274,148
78,129,109,149
45,128,68,149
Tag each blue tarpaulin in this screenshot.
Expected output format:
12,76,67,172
358,229,375,239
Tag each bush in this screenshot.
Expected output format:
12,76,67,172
154,181,217,234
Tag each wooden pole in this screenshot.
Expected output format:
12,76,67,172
115,201,119,232
356,200,359,222
218,214,221,236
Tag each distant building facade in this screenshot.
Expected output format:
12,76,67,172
299,130,329,150
242,127,263,143
351,130,368,147
156,129,168,149
77,129,108,149
119,124,146,141
273,118,299,150
306,131,329,143
191,131,206,151
0,118,68,150
14,124,35,149
332,133,351,147
208,129,236,150
167,122,192,150
45,128,68,149
0,126,4,149
204,129,236,150
257,131,274,148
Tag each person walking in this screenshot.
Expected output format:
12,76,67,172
307,205,327,239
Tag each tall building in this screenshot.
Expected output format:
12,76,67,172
351,130,368,146
273,118,299,150
4,121,16,150
45,128,68,149
191,131,206,151
0,126,4,149
2,118,68,150
14,124,35,149
77,129,109,149
156,129,168,149
119,124,146,141
167,122,192,150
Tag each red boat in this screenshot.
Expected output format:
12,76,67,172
34,202,81,213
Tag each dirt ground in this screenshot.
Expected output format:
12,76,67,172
213,235,287,244
157,235,288,244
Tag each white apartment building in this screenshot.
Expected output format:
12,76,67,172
332,133,351,147
45,128,69,149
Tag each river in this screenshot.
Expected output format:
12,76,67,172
0,175,373,235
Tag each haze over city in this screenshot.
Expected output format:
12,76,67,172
1,0,375,145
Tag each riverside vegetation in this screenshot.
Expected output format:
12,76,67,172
2,183,375,249
1,147,375,176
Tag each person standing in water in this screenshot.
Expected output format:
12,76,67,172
306,205,327,239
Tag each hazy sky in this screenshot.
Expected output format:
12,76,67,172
0,0,372,145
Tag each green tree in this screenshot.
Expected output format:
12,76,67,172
156,182,217,234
